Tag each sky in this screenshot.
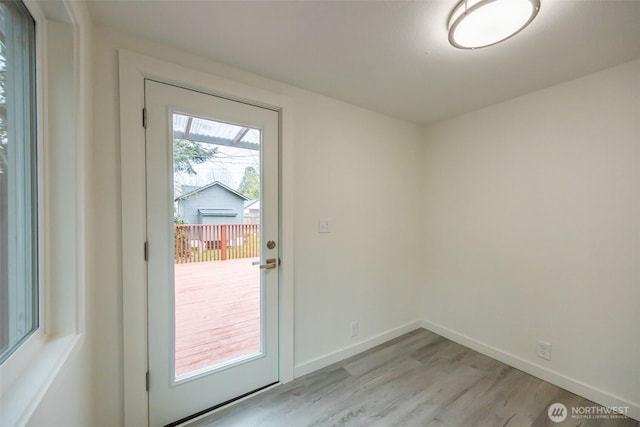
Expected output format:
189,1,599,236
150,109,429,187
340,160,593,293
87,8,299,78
174,144,260,196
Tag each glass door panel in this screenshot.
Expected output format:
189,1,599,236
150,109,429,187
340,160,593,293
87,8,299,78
171,114,262,380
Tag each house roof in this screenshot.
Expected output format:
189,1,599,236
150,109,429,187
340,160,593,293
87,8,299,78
244,199,260,210
174,181,249,202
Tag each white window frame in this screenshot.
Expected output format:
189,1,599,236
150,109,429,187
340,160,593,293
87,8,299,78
0,1,90,425
1,0,38,364
119,50,295,427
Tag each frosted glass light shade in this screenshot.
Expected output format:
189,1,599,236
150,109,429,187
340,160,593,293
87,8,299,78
448,0,540,49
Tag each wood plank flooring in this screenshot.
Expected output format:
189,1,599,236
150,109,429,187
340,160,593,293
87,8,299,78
187,329,638,427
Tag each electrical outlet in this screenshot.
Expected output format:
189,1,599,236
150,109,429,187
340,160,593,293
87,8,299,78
350,321,359,338
537,341,551,361
318,219,331,233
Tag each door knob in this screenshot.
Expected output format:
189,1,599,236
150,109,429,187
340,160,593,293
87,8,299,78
259,258,277,269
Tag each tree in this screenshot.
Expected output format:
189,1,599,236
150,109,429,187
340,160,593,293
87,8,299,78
237,166,259,200
173,139,217,175
173,139,218,224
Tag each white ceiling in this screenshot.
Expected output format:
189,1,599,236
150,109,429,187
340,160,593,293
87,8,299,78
87,0,640,125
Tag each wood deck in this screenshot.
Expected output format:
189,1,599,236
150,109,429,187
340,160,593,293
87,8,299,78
174,258,261,377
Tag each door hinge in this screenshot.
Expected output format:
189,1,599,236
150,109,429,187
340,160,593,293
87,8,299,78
144,241,149,261
146,371,150,391
142,108,147,128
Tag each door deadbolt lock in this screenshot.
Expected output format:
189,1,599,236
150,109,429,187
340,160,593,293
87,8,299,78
266,240,276,249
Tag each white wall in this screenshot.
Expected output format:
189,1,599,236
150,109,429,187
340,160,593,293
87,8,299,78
420,59,640,417
92,25,423,424
27,347,92,426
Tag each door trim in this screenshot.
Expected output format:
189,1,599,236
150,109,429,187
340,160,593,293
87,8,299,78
118,49,295,427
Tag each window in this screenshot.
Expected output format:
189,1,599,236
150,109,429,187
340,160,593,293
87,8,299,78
0,0,37,364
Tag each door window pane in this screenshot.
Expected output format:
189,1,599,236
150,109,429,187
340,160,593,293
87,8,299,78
0,0,38,364
172,113,262,380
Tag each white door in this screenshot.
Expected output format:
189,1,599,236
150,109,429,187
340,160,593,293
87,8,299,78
145,80,279,427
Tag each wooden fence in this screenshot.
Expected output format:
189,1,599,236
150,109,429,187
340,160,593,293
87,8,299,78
175,224,260,263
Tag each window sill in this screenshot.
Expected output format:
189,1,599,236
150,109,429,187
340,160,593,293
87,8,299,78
0,333,82,426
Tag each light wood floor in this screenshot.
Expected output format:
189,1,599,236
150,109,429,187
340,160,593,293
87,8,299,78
188,329,638,427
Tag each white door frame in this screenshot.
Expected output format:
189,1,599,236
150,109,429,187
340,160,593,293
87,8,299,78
118,49,295,427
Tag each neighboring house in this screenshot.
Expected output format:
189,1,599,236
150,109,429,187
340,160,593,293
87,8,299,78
243,199,260,224
175,181,249,225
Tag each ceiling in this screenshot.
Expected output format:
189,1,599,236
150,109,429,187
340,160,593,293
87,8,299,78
87,0,640,125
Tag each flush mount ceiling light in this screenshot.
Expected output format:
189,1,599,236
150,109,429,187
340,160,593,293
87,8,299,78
448,0,541,49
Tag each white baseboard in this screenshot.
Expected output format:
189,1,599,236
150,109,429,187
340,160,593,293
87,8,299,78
420,319,640,422
293,320,422,378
